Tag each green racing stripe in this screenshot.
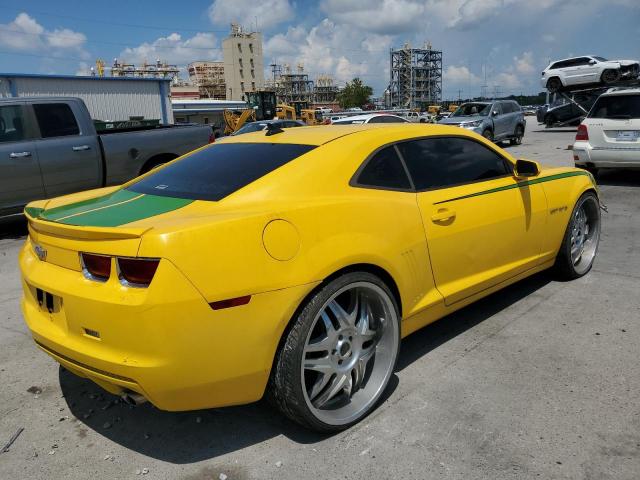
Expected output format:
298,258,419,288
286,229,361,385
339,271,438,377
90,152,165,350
32,189,193,227
433,171,591,205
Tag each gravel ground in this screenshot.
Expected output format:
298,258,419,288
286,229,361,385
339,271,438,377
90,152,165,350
1,121,639,479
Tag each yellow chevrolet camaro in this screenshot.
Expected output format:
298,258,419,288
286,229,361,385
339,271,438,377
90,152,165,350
19,124,600,432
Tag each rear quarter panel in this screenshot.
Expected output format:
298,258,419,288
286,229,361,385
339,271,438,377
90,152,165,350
538,168,597,262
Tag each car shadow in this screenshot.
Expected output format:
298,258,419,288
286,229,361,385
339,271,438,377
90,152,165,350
59,271,552,464
596,169,640,187
531,127,577,133
0,216,27,240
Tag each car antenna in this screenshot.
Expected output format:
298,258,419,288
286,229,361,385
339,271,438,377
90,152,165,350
265,123,284,136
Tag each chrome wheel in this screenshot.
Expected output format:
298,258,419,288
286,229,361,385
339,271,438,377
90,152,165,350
301,282,399,426
569,195,600,275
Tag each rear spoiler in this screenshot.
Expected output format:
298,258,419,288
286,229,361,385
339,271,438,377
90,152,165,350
26,211,150,241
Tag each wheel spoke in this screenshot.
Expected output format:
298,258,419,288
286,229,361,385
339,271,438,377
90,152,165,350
352,358,368,392
357,301,377,342
304,355,333,374
313,373,348,408
328,299,354,329
308,372,333,401
304,335,332,354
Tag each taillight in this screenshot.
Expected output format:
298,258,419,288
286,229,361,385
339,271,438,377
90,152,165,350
209,295,251,310
81,253,111,282
575,124,589,141
117,258,160,287
208,132,216,143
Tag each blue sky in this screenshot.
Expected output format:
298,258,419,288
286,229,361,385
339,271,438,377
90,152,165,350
1,0,639,99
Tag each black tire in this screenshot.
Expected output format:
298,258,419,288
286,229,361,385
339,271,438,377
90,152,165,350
545,114,557,128
267,271,400,432
601,69,620,84
510,125,524,145
554,191,601,280
547,77,562,93
481,129,494,142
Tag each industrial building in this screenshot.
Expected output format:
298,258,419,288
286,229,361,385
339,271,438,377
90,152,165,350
313,74,339,111
187,61,226,99
109,59,180,81
222,23,265,101
389,43,442,109
268,63,314,107
0,73,172,123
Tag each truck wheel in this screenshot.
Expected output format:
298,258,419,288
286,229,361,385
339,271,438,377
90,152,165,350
481,129,494,142
554,192,601,280
601,69,620,84
510,125,524,145
267,271,400,432
546,77,562,93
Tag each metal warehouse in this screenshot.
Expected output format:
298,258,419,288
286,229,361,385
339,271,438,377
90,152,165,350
0,73,172,124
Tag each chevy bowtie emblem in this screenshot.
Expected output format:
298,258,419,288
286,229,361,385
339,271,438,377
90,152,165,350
34,244,47,261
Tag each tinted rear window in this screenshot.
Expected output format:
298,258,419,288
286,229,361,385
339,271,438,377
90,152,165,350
588,95,640,119
128,143,315,201
33,103,79,137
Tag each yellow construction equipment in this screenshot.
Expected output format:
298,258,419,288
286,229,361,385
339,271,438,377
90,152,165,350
300,109,323,125
223,109,256,135
276,103,297,120
448,104,459,112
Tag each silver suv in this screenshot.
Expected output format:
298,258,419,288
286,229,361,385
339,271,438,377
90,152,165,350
437,100,526,144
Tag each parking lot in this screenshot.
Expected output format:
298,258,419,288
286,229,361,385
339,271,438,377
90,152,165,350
1,121,639,479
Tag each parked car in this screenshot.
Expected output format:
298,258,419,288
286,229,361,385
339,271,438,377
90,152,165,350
315,107,333,115
403,111,433,123
437,100,526,144
0,97,213,219
21,124,600,432
232,119,305,136
573,88,640,174
540,93,598,127
541,56,640,92
331,113,409,124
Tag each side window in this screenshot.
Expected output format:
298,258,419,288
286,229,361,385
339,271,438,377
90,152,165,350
501,102,513,114
575,57,591,66
367,116,385,124
33,103,80,138
382,116,406,123
356,145,411,190
492,103,503,115
397,137,511,190
0,105,28,143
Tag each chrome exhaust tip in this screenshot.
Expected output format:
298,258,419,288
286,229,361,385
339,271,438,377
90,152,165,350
121,391,148,406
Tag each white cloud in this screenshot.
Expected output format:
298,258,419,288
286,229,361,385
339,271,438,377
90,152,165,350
208,0,294,30
118,32,219,67
0,13,87,56
444,65,481,84
514,51,535,75
321,0,427,34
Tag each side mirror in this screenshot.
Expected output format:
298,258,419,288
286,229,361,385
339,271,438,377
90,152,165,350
588,59,596,65
492,110,499,116
514,159,540,178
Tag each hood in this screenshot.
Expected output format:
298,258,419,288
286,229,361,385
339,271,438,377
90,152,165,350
438,115,485,125
612,59,639,66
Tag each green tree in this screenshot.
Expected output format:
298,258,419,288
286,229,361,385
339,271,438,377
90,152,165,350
337,78,373,109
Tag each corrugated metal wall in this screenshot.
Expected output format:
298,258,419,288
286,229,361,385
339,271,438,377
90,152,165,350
0,76,173,123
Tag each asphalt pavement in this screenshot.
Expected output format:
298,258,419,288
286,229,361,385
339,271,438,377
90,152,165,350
1,121,639,479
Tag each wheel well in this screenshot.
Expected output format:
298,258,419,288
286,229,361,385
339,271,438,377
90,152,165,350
546,76,561,86
139,153,178,175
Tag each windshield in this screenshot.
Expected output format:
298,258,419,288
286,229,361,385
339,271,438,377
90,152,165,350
451,103,492,117
233,122,268,135
588,95,640,119
593,56,607,62
128,143,316,201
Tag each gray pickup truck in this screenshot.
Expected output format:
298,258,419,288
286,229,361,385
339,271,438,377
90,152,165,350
0,97,213,218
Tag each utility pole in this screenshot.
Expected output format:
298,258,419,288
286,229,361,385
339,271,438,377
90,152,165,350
457,89,462,102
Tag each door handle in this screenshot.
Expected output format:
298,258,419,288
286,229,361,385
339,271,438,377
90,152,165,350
9,151,32,158
431,209,456,222
72,145,91,151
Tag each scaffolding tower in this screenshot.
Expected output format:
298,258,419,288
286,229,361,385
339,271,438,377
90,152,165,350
187,61,226,100
389,43,442,109
273,63,314,105
313,74,339,105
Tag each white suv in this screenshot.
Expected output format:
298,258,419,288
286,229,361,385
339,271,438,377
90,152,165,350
573,88,640,174
541,56,639,92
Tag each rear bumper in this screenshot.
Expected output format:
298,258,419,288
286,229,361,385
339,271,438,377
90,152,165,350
19,240,316,411
573,141,640,168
